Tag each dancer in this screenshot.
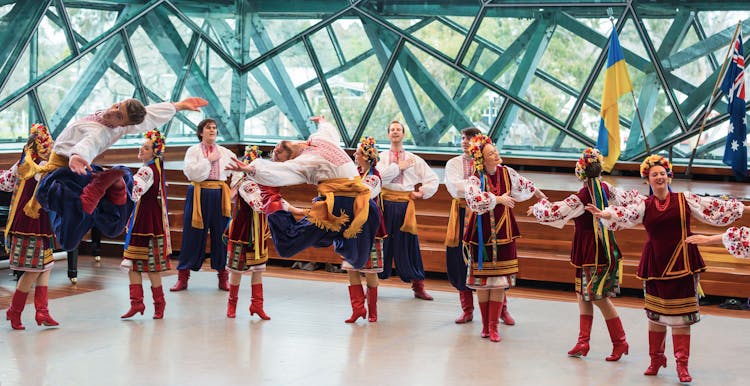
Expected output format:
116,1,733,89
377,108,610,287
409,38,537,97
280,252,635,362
376,120,439,300
445,127,514,325
120,130,170,320
24,97,206,267
1,124,58,330
530,148,638,360
226,116,381,323
463,134,545,342
351,136,387,322
588,154,746,383
171,118,243,292
686,226,750,258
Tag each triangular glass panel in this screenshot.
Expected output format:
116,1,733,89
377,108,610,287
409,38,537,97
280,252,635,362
0,42,31,103
36,54,93,125
37,14,74,74
410,17,468,60
503,107,567,152
257,17,322,48
361,85,406,146
245,105,305,142
0,95,33,146
207,46,234,114
167,14,194,47
129,26,178,102
65,6,118,42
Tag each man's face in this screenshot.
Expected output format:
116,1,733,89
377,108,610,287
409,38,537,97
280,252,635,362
272,141,293,162
101,101,131,127
461,134,472,154
388,123,404,143
200,122,218,143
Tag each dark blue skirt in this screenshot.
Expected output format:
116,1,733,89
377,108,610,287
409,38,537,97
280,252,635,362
37,165,134,251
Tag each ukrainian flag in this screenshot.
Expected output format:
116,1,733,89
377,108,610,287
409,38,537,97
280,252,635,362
596,28,632,172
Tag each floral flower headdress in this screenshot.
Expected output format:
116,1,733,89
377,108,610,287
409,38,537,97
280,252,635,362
358,136,379,165
640,154,673,180
243,145,263,164
467,134,493,172
28,123,52,158
144,129,166,157
574,147,603,181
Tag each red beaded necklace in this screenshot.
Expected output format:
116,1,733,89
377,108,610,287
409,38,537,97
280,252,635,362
654,193,671,212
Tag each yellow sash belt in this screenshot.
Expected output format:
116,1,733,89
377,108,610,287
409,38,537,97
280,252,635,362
444,198,466,247
191,180,231,229
18,151,68,219
381,188,418,235
308,177,371,239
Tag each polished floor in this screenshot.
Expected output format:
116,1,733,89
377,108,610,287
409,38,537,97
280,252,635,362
1,259,749,386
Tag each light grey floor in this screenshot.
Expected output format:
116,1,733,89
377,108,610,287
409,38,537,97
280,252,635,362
1,273,747,386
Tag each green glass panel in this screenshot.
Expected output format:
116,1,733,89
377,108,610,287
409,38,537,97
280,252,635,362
0,95,31,146
207,47,233,114
35,54,93,120
504,107,567,151
474,17,532,51
330,18,369,61
411,18,466,60
37,15,73,74
0,41,30,102
130,26,178,102
167,14,194,47
245,105,304,141
66,7,117,42
260,18,321,48
538,24,602,93
361,85,404,146
527,76,576,122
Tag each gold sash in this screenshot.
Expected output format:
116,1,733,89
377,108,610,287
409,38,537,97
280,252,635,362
18,151,68,219
381,188,418,235
444,198,466,247
308,177,371,239
190,181,231,229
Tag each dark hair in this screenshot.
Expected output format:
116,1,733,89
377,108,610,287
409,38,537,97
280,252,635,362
124,99,147,125
584,162,602,179
461,127,481,139
197,118,217,141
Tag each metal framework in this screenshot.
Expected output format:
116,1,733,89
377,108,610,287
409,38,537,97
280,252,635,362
0,0,748,169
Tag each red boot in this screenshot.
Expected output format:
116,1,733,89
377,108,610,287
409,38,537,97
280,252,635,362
643,330,667,376
500,296,515,325
345,285,366,323
478,301,489,338
34,286,59,326
6,290,28,330
169,269,190,292
259,185,285,214
121,284,145,318
673,334,692,383
227,284,240,318
80,168,126,214
605,317,629,361
249,283,271,320
455,290,474,324
217,269,229,291
151,286,166,319
411,280,433,301
367,286,378,322
568,314,593,357
487,300,502,342
106,176,128,206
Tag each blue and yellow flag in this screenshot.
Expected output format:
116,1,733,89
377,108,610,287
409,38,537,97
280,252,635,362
596,28,632,172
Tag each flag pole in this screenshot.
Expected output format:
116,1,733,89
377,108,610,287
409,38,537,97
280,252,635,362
685,21,742,177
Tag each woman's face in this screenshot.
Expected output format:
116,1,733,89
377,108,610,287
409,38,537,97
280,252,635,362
482,143,502,171
647,165,669,191
354,148,368,168
138,140,155,162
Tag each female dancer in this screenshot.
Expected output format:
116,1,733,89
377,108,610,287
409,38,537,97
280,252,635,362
530,148,638,360
226,146,272,320
2,124,58,329
463,134,545,342
346,136,387,323
686,227,750,258
120,130,170,319
588,154,746,383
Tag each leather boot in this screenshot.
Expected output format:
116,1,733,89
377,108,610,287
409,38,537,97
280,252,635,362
80,168,125,214
106,176,127,206
169,269,190,292
568,314,593,357
367,286,378,322
455,290,474,324
227,284,240,318
121,284,145,318
250,283,271,320
500,296,515,325
478,301,489,338
643,330,667,376
151,286,166,319
411,280,433,301
487,300,501,342
34,286,59,326
605,317,629,361
673,334,692,383
345,285,366,323
217,269,229,291
259,185,285,214
6,290,28,330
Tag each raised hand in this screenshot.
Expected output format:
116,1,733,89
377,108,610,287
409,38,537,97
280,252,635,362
225,157,253,173
174,97,208,111
585,203,610,219
69,154,92,175
497,192,516,208
685,234,722,245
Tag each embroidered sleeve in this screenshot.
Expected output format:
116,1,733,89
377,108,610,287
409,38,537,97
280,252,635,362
248,157,309,186
123,102,177,135
362,174,381,199
506,166,536,202
684,191,744,226
131,166,154,202
465,175,497,215
722,227,750,258
532,195,584,229
0,162,19,192
607,184,644,207
238,179,263,211
600,196,646,231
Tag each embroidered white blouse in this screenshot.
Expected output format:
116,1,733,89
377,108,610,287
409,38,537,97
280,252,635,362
464,166,537,215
